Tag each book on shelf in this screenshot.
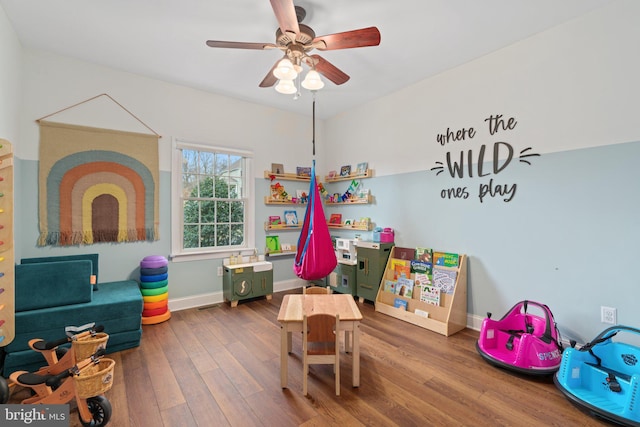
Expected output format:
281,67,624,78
383,280,397,293
340,165,351,176
410,260,432,275
271,163,284,174
296,166,311,177
329,213,342,224
394,263,411,280
283,210,298,225
395,277,414,298
357,217,371,228
281,243,292,251
266,236,281,253
268,215,281,225
433,251,460,267
419,284,441,306
414,272,432,287
327,170,337,179
393,298,408,310
343,218,355,226
415,247,433,263
355,162,368,175
433,268,457,294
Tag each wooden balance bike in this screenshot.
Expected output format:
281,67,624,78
0,324,115,426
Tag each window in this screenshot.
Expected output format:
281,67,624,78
171,139,254,260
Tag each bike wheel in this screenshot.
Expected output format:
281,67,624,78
0,376,9,404
79,395,112,427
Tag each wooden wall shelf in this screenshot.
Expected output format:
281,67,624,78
264,171,317,182
324,169,373,182
264,223,302,231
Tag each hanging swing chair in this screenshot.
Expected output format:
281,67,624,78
293,97,337,281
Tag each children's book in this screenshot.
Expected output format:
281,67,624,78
410,260,432,274
384,280,396,293
340,165,351,176
343,218,355,226
269,215,281,225
329,213,342,224
296,166,311,177
283,210,298,225
415,247,433,263
271,163,284,174
394,263,411,280
355,162,368,175
433,252,459,267
414,272,432,287
420,284,440,306
266,236,281,253
433,268,457,294
393,298,408,310
395,277,414,298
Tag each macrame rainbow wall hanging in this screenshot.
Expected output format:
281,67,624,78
38,121,160,246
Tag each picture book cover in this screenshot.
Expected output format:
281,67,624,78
329,213,342,224
410,260,432,274
355,162,368,175
433,252,459,267
283,210,298,225
271,163,284,174
296,166,311,177
340,165,351,176
266,236,281,253
268,215,281,225
420,284,441,306
395,277,414,298
384,280,396,293
433,268,457,294
415,247,433,263
414,272,432,287
394,263,411,280
393,298,408,310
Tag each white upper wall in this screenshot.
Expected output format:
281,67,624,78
0,3,22,142
325,0,640,176
16,49,326,174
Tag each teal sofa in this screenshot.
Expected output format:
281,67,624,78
0,254,143,376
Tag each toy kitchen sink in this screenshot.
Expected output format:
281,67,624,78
222,257,273,307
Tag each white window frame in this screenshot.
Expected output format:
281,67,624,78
171,137,255,262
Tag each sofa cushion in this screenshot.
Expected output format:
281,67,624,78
15,260,93,311
21,253,100,290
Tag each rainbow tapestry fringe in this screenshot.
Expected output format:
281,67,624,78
38,121,160,246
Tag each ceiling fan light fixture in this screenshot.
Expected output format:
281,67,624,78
273,58,298,80
275,79,297,94
301,70,324,91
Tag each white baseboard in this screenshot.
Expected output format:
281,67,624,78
168,278,307,312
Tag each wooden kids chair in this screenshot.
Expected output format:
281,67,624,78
302,313,340,396
303,285,331,294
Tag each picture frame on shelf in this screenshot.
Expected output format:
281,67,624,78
355,162,368,175
271,163,284,174
340,165,351,176
296,166,311,177
266,236,281,253
284,210,298,225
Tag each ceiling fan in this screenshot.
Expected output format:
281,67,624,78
205,0,381,93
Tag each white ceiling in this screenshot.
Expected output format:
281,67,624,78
1,0,613,119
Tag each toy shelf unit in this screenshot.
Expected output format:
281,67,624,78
375,246,468,337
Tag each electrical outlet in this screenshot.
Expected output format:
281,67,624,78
601,306,617,324
217,266,223,277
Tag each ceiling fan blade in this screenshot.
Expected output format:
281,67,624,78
307,54,350,85
206,40,278,50
270,0,300,40
259,59,281,88
313,27,381,51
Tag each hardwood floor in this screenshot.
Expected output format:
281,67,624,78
9,290,614,426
